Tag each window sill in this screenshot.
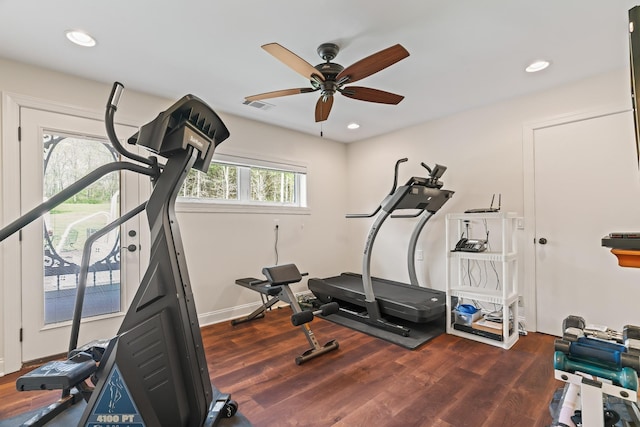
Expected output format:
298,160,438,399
176,201,311,215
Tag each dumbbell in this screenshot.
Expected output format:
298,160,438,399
555,337,640,372
553,351,639,391
291,302,340,326
561,316,640,353
562,315,621,342
624,325,640,355
561,315,586,342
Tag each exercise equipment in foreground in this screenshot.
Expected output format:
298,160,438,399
308,158,454,337
0,82,244,426
549,315,640,427
233,264,339,365
12,202,147,426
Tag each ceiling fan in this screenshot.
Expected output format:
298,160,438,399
245,42,410,122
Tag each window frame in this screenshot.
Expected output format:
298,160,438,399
176,152,310,215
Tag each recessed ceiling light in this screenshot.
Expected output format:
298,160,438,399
347,123,360,130
525,60,550,73
65,30,96,47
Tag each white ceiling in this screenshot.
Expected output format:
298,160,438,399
0,1,637,143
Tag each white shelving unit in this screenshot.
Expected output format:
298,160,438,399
445,211,520,349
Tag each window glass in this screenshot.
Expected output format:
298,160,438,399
250,167,295,204
181,163,238,200
43,133,121,324
178,156,307,208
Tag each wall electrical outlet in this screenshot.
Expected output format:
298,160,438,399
416,249,424,261
274,219,279,228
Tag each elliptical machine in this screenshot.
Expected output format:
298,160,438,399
0,83,244,426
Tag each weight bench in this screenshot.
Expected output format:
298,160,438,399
232,264,340,365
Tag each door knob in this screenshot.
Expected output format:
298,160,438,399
538,238,547,245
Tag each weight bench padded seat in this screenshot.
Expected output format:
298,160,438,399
261,263,303,286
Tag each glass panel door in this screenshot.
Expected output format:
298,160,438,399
20,107,141,362
43,133,121,324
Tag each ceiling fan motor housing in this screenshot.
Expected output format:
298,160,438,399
312,62,344,90
313,42,345,95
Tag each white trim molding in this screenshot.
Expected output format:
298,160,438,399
2,92,24,374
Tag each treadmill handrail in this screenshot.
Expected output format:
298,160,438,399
391,208,426,219
390,158,408,195
346,157,407,219
346,207,381,219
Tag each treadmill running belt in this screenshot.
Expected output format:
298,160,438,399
308,272,446,324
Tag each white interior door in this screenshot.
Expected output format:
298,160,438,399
533,110,640,336
19,107,141,362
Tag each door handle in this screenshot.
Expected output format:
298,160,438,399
538,238,548,245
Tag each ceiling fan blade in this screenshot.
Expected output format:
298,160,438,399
340,86,404,104
336,44,409,84
315,95,334,122
262,43,325,82
245,87,317,102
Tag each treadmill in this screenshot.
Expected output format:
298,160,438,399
309,158,454,337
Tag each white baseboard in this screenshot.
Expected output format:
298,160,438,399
198,300,289,327
197,289,315,327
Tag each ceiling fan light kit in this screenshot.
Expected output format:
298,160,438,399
245,42,410,123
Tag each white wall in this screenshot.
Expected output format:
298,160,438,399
345,68,632,326
176,114,349,323
0,55,633,374
0,58,349,374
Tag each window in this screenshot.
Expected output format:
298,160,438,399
177,154,307,212
180,162,238,200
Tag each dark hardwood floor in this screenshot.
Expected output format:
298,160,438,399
0,308,559,426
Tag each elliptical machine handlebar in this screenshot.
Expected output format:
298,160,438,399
105,82,157,167
0,82,162,243
0,162,154,243
346,157,408,219
107,81,124,110
68,202,146,356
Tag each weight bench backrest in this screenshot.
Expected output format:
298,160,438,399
262,264,302,286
